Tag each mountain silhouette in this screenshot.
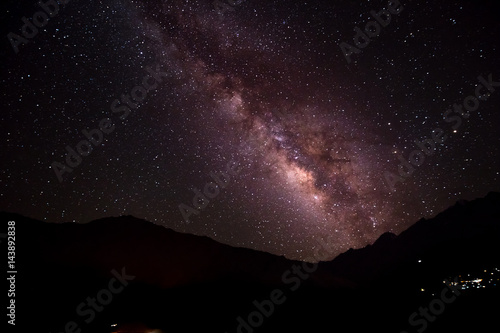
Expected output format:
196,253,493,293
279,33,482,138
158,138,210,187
3,191,499,332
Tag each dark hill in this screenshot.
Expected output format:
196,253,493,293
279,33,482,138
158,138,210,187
2,192,500,333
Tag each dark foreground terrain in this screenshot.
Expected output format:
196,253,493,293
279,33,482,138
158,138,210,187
4,192,500,333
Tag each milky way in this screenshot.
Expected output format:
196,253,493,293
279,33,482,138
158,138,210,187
1,0,499,260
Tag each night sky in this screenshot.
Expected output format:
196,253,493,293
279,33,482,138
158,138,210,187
1,0,499,260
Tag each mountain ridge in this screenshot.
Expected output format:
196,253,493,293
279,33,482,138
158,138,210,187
2,192,500,333
2,191,499,288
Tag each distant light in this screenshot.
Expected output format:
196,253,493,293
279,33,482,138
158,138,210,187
418,260,422,263
421,288,425,292
111,324,118,327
